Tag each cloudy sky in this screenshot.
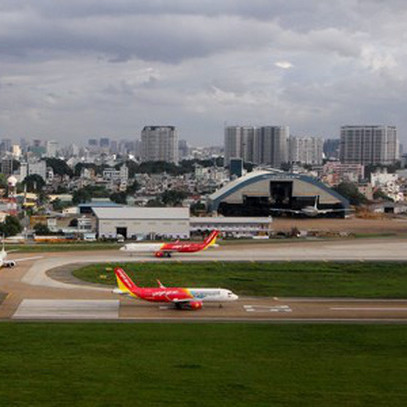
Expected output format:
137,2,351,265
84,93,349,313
0,0,406,146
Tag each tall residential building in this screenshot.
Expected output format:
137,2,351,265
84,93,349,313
141,126,178,164
0,138,12,153
253,126,288,168
224,125,288,168
19,161,28,181
99,138,110,149
28,160,47,180
288,136,323,165
1,158,13,176
340,125,399,165
224,126,256,165
46,140,59,158
178,139,190,160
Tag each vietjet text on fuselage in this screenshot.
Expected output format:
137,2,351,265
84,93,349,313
120,230,219,258
113,267,238,310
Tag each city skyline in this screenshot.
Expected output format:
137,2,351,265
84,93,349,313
0,1,406,144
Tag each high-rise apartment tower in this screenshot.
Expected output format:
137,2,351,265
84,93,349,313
340,125,398,165
141,126,178,164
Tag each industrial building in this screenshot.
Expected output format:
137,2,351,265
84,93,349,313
209,169,349,217
190,217,272,238
93,207,190,240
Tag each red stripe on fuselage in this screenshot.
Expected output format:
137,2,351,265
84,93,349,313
160,232,218,253
131,287,193,303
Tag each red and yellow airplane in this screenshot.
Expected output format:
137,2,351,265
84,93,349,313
113,267,238,310
120,230,219,258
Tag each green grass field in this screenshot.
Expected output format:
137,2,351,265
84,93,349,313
0,323,406,406
73,261,407,298
5,242,120,252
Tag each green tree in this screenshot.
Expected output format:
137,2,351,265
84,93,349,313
0,173,7,189
110,192,127,204
126,180,140,195
190,201,206,215
45,158,73,177
145,198,165,207
74,163,97,177
72,185,110,205
0,215,23,237
334,182,368,206
22,174,46,193
72,188,92,205
33,223,50,235
373,188,393,202
160,189,188,206
52,198,71,211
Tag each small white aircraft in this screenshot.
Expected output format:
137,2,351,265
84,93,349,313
0,241,42,268
270,196,351,217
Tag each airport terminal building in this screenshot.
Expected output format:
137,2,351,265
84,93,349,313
209,169,349,217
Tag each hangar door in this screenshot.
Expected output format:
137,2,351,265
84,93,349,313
116,227,127,239
269,181,293,208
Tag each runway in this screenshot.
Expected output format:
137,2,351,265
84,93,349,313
1,237,407,322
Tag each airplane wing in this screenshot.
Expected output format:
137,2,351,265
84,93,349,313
10,256,43,262
269,208,302,214
318,208,352,214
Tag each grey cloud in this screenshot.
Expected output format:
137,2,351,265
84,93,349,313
0,1,406,144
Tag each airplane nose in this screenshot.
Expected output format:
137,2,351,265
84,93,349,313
232,294,239,301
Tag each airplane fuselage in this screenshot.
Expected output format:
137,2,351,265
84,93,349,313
115,286,237,303
113,267,238,310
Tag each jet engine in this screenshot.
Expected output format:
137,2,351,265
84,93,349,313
5,261,16,268
154,251,171,258
178,301,203,310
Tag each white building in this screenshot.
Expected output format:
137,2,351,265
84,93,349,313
190,217,272,237
141,126,179,164
93,207,190,239
288,136,323,165
46,140,59,158
103,164,129,182
28,161,47,180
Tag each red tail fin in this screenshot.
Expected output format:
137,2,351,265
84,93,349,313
204,230,219,245
114,267,138,293
204,230,219,244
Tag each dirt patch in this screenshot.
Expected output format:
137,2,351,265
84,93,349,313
272,217,407,234
0,292,8,306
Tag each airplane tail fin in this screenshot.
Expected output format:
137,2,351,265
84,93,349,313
203,230,219,248
114,267,139,295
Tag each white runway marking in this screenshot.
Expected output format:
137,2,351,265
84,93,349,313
244,305,292,313
331,307,407,312
13,299,119,320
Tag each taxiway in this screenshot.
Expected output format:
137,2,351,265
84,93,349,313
1,238,407,322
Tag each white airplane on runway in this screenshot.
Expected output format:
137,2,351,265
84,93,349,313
270,196,351,217
0,241,42,268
